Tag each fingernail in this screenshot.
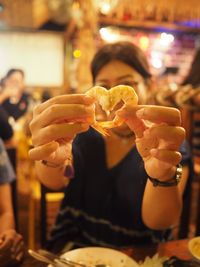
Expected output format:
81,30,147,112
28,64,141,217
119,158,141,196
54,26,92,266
136,108,145,118
64,165,74,178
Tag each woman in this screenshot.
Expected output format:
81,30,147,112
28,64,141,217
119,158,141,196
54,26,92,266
29,41,190,252
0,78,15,147
0,105,14,147
0,138,24,266
0,68,30,121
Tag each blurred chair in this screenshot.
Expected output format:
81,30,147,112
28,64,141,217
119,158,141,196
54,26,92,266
195,181,200,236
40,183,64,247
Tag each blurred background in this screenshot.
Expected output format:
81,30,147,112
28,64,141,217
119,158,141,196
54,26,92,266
0,0,200,250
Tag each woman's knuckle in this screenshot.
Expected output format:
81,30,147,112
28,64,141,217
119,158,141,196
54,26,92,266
29,119,36,132
31,136,38,146
48,124,57,134
44,104,57,118
177,127,186,138
33,104,40,115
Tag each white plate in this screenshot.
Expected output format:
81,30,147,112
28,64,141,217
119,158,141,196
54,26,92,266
188,236,200,262
49,246,139,267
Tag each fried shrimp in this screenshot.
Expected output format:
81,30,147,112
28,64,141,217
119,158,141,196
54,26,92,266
86,85,138,135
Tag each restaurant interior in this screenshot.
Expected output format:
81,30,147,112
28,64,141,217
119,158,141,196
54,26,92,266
1,0,200,266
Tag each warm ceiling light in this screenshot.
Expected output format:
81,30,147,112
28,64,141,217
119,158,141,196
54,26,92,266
93,0,118,15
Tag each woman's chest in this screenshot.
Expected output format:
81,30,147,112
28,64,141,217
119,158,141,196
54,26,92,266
82,153,147,216
105,138,135,169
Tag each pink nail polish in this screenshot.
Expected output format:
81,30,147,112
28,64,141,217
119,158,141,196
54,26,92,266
64,165,74,178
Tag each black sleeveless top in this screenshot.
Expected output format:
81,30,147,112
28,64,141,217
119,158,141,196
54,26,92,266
47,128,192,253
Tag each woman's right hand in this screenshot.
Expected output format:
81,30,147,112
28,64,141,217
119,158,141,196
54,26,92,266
0,229,24,267
29,94,94,164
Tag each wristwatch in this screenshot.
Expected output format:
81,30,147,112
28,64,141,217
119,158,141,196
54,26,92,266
148,164,183,187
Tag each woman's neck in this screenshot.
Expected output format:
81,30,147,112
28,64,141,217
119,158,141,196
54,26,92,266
104,131,135,169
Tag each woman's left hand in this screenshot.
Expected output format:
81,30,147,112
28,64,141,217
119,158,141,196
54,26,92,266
0,229,25,266
117,105,185,180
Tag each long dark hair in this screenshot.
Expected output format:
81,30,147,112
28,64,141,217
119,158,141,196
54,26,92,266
91,41,151,83
5,68,24,79
182,49,200,87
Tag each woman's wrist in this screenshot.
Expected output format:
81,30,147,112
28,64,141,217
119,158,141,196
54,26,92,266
40,156,74,179
157,166,177,182
40,160,64,168
148,164,182,187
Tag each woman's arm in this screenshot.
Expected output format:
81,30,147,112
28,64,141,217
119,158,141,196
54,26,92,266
35,160,70,190
29,94,94,190
142,165,189,229
0,184,15,232
0,184,25,265
118,105,187,229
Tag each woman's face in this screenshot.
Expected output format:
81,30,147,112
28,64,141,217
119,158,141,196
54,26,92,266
6,71,24,93
94,60,147,136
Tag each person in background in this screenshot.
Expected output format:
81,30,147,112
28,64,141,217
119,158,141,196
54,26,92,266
41,89,52,103
29,41,191,253
0,69,30,121
182,48,200,165
0,138,24,266
0,106,14,147
0,78,15,147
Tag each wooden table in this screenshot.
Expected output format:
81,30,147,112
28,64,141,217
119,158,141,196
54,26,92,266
19,239,191,267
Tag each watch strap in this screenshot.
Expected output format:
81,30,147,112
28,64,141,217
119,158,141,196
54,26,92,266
148,164,182,187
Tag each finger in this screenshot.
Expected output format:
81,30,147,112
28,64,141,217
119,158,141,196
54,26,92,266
144,125,185,148
145,157,176,179
125,117,147,138
11,235,23,254
135,135,159,158
150,149,182,165
32,123,89,146
29,141,70,163
33,94,94,115
29,141,59,160
136,105,181,126
117,106,147,138
31,104,94,130
12,240,24,260
15,250,24,262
